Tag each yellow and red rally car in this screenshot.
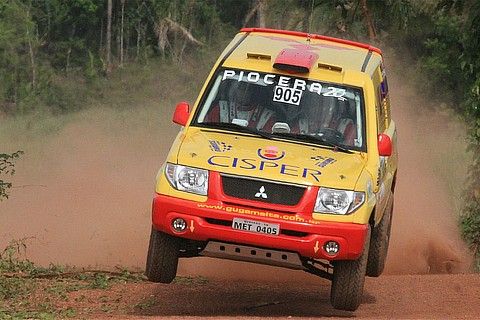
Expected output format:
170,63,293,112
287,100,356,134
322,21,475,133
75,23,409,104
146,28,398,311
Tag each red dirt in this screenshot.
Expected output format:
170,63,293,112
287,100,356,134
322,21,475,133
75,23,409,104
34,273,480,319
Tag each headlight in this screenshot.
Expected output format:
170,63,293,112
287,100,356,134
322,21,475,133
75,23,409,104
314,187,365,215
165,163,208,196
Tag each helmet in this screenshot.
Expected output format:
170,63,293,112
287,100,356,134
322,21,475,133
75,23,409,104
231,82,254,111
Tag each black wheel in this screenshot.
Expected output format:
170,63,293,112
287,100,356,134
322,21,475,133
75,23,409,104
330,226,371,311
145,227,180,283
366,194,394,277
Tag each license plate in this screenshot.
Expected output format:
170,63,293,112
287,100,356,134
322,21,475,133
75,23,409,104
232,218,280,236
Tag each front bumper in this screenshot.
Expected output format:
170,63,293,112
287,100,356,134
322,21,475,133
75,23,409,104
152,193,368,260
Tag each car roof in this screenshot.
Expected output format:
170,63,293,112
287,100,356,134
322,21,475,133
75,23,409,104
223,28,383,77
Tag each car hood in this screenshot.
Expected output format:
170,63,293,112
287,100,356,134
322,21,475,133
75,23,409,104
175,127,367,189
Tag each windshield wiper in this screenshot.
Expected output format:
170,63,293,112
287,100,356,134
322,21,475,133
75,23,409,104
271,132,353,154
198,122,273,140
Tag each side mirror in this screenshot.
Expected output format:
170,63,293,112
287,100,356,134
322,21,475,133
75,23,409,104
378,133,392,157
173,101,190,126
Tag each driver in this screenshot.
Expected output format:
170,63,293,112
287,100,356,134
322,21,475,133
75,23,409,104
279,104,309,134
276,94,321,134
335,99,357,146
205,82,277,132
311,96,357,145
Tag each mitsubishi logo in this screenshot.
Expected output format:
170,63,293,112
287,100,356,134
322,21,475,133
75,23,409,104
255,186,268,199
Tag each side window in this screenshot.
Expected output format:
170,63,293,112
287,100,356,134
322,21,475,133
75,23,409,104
376,83,386,133
379,62,391,128
381,75,391,127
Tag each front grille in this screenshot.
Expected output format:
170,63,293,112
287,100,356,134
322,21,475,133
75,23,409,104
221,174,306,206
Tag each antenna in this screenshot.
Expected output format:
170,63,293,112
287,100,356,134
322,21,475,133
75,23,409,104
308,0,315,34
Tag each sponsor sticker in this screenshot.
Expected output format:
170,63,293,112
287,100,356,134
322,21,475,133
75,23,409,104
196,203,321,224
310,156,337,168
222,69,348,102
209,140,232,153
257,147,285,160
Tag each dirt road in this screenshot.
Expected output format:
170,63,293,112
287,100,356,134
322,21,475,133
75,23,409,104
48,271,478,319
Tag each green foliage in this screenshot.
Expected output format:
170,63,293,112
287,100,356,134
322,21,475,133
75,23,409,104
458,1,480,270
368,0,480,268
404,0,480,268
0,0,234,114
0,150,23,200
134,296,157,310
460,200,480,269
418,11,465,107
0,1,39,111
0,310,57,320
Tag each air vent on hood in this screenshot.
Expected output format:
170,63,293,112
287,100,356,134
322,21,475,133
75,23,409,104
247,52,271,60
273,48,318,74
317,62,343,72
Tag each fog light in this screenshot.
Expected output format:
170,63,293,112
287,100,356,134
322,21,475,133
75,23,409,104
324,241,340,256
172,218,187,232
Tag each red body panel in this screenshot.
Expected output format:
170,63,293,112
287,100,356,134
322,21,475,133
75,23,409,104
240,27,383,56
152,172,368,261
273,48,319,73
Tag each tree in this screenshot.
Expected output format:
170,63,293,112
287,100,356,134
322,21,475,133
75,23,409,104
106,0,113,74
460,0,480,269
120,0,125,66
360,0,376,40
0,1,41,113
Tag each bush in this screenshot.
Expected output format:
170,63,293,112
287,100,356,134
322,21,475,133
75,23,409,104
0,151,23,201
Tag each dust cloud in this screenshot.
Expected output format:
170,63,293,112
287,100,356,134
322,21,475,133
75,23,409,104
0,72,472,280
384,75,472,274
0,108,177,268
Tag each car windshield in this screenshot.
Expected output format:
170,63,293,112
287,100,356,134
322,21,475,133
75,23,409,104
192,68,366,151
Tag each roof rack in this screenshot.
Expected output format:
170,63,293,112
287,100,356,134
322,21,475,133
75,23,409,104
240,27,382,56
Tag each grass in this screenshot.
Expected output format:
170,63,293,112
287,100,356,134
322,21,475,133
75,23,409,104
0,55,212,150
0,239,146,319
134,296,157,310
0,239,211,319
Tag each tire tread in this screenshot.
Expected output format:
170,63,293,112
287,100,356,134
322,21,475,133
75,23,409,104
330,227,371,311
366,195,394,277
145,228,179,283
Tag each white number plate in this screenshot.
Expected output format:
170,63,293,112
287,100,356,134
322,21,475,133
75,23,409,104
232,218,280,236
273,86,302,105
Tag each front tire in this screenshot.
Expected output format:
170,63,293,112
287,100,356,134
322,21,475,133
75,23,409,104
330,226,371,311
366,194,393,277
145,227,180,283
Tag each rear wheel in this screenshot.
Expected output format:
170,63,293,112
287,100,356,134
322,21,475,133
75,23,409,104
145,227,179,283
330,227,371,311
366,194,394,277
